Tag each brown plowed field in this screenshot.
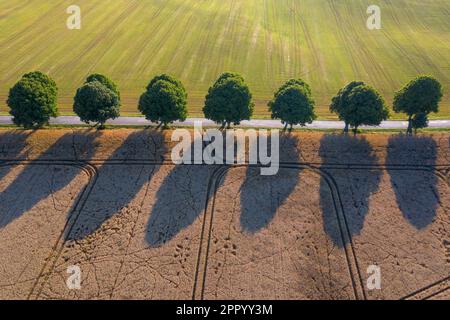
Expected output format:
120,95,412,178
0,129,448,300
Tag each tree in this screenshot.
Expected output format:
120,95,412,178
145,74,185,91
7,71,58,129
86,74,120,98
330,81,365,133
138,74,187,128
203,72,254,128
274,78,312,97
268,79,316,131
393,75,443,134
73,80,120,129
341,84,389,134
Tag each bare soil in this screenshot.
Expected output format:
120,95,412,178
0,129,448,300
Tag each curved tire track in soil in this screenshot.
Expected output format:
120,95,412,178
194,164,364,300
195,162,449,300
316,164,449,300
1,158,447,300
0,160,97,299
24,161,98,300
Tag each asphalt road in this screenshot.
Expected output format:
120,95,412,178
0,116,449,129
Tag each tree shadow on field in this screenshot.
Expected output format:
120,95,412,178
66,130,167,241
0,131,99,229
319,135,381,247
146,136,220,247
239,133,300,233
386,135,439,229
0,131,30,181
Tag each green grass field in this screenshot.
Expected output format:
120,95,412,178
0,0,449,119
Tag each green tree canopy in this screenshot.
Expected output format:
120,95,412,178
214,72,245,85
138,74,187,127
274,78,312,97
330,81,365,132
341,84,389,134
7,71,58,129
203,72,254,128
393,75,443,134
268,80,316,130
73,80,120,128
86,74,120,98
145,74,185,91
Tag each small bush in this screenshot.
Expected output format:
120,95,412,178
411,112,429,133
